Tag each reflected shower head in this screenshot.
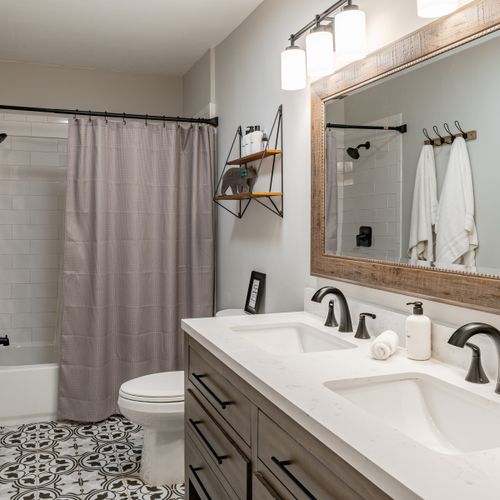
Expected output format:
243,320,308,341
0,133,7,144
346,141,370,160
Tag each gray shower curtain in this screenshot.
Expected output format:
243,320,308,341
58,119,216,422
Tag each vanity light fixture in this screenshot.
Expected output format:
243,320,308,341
417,0,458,18
334,1,367,63
281,39,307,91
281,0,367,91
305,17,335,79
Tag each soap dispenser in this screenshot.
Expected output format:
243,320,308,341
405,301,431,360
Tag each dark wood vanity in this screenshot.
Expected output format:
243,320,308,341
184,334,389,499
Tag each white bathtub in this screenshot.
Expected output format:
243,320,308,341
0,344,58,426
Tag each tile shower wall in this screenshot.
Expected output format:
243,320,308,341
337,115,402,261
0,112,67,345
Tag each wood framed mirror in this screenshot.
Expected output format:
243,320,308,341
311,0,500,313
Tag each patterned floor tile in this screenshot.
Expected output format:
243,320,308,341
0,415,184,499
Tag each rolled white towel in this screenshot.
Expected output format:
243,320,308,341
370,330,399,360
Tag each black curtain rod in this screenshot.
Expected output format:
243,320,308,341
327,123,408,134
0,104,219,127
290,0,348,43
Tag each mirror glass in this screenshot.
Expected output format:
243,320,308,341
324,32,500,276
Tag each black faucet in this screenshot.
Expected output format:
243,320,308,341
0,335,9,347
448,322,500,393
311,286,353,332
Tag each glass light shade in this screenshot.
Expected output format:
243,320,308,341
281,45,306,91
417,0,458,18
334,6,367,63
305,28,335,79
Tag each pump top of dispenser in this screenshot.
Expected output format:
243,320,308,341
407,301,424,315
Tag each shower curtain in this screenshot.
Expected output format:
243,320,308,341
58,119,216,422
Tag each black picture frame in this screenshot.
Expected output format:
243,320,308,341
245,271,266,314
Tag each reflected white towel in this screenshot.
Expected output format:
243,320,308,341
408,145,438,261
370,330,399,360
435,137,478,266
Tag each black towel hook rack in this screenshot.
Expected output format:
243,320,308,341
423,121,477,146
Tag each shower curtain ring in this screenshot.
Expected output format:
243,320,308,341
88,110,92,122
123,113,126,125
73,109,78,121
145,115,148,127
163,116,166,128
104,111,108,124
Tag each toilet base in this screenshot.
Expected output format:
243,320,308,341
140,426,184,486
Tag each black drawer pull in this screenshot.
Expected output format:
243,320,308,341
254,471,284,500
189,465,212,500
189,418,228,465
192,373,233,409
271,456,317,500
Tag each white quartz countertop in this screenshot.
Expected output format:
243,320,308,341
182,311,500,500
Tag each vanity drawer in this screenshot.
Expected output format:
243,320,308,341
258,411,387,500
187,388,250,499
253,463,295,500
186,433,232,500
188,345,251,444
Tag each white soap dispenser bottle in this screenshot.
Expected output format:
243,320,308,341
405,301,431,360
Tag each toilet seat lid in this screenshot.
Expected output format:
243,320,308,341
119,371,184,403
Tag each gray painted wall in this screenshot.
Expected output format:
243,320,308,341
182,50,212,117
212,0,435,313
326,33,500,272
0,61,183,115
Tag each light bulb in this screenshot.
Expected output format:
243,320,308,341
281,44,306,91
305,26,335,79
417,0,458,18
334,4,367,63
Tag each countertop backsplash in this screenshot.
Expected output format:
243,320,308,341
303,287,498,382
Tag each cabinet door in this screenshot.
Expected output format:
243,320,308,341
253,465,296,500
258,411,389,500
186,433,232,500
189,345,251,444
187,388,250,499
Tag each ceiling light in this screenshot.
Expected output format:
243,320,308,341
305,23,335,79
334,2,367,63
417,0,458,18
281,42,307,91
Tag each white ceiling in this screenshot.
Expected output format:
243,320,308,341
0,0,264,76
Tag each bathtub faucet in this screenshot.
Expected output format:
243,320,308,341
0,335,9,346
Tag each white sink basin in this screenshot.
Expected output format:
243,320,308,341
230,322,356,355
325,374,500,454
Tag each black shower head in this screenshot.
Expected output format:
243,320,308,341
0,133,7,144
346,141,370,160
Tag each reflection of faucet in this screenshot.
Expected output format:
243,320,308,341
0,335,9,347
448,323,500,393
311,287,353,332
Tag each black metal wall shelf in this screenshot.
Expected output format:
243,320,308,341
214,105,283,219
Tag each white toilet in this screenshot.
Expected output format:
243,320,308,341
118,371,184,486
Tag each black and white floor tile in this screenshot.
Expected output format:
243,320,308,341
0,415,184,499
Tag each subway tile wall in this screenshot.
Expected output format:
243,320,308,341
0,112,68,345
336,114,403,262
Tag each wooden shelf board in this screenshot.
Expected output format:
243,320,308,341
215,191,283,201
227,149,282,165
